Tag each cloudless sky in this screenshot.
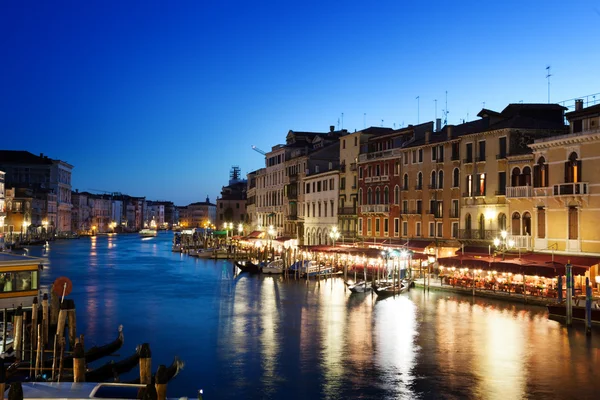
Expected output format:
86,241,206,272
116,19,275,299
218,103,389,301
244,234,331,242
1,0,599,205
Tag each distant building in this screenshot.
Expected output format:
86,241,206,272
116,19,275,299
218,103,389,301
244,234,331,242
179,196,216,228
216,166,247,233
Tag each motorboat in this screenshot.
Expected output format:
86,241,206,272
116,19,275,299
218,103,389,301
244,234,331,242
374,279,411,299
139,229,157,237
290,260,332,277
0,321,14,357
262,259,285,274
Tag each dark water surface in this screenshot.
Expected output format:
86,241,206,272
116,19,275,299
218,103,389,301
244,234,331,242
24,233,600,399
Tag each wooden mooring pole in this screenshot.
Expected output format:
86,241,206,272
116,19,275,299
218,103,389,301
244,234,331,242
73,342,86,382
155,364,169,400
139,343,152,385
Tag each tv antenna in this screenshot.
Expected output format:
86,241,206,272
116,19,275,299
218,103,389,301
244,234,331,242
363,113,366,129
434,99,437,121
546,65,552,103
341,112,344,130
442,90,449,125
416,96,420,124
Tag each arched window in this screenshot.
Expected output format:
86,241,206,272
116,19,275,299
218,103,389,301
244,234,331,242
522,212,531,236
534,156,549,187
358,188,363,205
498,213,507,231
367,188,372,205
417,172,423,189
522,166,532,186
375,187,381,204
511,212,521,235
465,213,472,239
478,214,485,238
511,167,521,187
403,174,409,190
394,185,400,205
453,168,460,188
431,171,437,188
384,187,389,204
438,170,444,189
565,152,581,183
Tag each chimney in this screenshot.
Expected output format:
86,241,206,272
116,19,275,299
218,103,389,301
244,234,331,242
447,125,454,140
330,125,335,132
436,118,441,132
40,153,44,158
425,131,431,144
575,99,584,111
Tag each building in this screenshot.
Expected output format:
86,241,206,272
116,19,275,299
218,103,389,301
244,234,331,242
256,145,286,238
0,171,5,248
303,168,339,245
179,197,216,228
145,201,165,228
216,166,247,232
245,170,260,235
0,151,73,233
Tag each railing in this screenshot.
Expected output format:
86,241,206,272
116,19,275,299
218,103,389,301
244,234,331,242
415,185,423,190
553,182,588,196
451,154,460,161
360,204,390,213
506,186,532,198
365,177,372,183
508,234,531,249
371,176,381,183
476,155,486,162
358,148,403,162
459,229,498,240
533,187,552,197
338,207,357,215
380,175,389,182
350,163,357,171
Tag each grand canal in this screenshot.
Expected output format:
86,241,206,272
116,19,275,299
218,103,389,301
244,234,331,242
23,233,600,399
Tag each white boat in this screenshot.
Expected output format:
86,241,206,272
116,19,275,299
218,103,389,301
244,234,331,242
139,229,157,237
0,321,14,357
348,281,372,293
290,260,332,277
262,259,285,274
14,382,194,399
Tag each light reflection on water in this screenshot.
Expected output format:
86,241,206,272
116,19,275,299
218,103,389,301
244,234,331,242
26,234,600,400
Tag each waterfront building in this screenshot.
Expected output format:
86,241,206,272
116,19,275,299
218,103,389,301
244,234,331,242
71,190,92,233
0,171,5,247
179,197,216,228
0,151,73,233
338,127,394,242
89,194,112,232
256,145,286,238
303,167,339,245
111,198,124,228
245,170,260,234
216,166,247,232
145,201,165,228
151,201,178,228
123,196,145,231
459,104,567,250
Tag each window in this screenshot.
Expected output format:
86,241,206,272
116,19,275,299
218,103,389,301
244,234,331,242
340,177,346,190
451,142,460,160
354,137,358,146
416,222,421,237
498,213,507,231
318,202,322,217
533,157,549,187
416,200,422,214
478,173,486,196
358,188,363,205
565,152,581,183
432,146,437,161
429,222,435,237
511,212,521,235
359,167,363,179
498,172,506,195
317,181,322,192
375,188,380,204
402,200,408,214
375,218,380,235
467,175,473,196
394,218,399,237
376,164,380,176
465,214,472,238
436,222,443,237
0,271,38,292
438,170,444,189
384,187,389,204
418,149,423,163
358,218,363,234
417,172,423,189
498,137,507,158
394,186,400,204
430,171,437,188
466,143,473,163
367,218,372,235
453,168,460,188
342,139,346,149
323,180,327,191
367,188,372,205
522,212,531,236
452,222,458,238
438,145,444,162
402,221,408,236
451,200,459,218
537,207,545,239
478,140,486,161
412,150,416,163
404,153,408,165
384,218,389,236
403,174,409,190
220,203,223,209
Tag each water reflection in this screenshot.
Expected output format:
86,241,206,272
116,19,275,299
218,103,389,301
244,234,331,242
318,280,346,397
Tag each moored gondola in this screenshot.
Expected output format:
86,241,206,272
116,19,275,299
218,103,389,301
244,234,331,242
234,260,262,274
374,279,411,299
84,345,142,382
125,356,184,384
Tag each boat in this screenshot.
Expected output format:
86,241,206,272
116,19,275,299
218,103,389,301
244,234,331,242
289,260,332,277
262,259,285,274
0,322,15,357
139,229,157,237
374,279,411,299
347,281,372,293
83,346,142,382
125,356,185,384
546,296,600,325
234,260,262,274
12,381,189,399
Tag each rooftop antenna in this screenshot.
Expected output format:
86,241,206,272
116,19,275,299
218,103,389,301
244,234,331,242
482,101,486,108
341,112,344,130
381,119,384,127
442,90,449,125
363,113,366,129
416,96,420,124
337,118,340,130
546,65,552,103
434,99,437,121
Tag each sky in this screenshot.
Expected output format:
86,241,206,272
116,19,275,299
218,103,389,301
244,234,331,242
1,1,599,206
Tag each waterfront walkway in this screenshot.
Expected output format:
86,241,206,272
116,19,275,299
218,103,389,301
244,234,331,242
412,276,553,306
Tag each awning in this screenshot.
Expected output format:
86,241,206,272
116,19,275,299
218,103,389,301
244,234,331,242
244,230,264,239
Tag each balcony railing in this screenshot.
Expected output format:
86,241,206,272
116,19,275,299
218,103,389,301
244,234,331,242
360,204,390,214
350,163,357,171
451,154,460,161
508,234,531,249
371,176,381,183
553,182,588,196
415,185,423,190
459,229,498,240
338,207,357,215
380,175,389,182
358,148,403,162
476,155,486,162
365,177,372,183
506,186,532,198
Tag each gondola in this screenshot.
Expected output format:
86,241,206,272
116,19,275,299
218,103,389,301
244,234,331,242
347,281,372,293
234,260,262,274
84,345,142,382
373,280,410,299
125,356,184,384
52,325,125,369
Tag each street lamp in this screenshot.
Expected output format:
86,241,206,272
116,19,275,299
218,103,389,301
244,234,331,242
42,220,49,239
237,223,243,236
329,226,340,247
22,221,30,241
493,230,515,260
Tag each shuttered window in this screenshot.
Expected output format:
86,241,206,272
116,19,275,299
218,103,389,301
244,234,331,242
568,207,578,240
537,208,546,239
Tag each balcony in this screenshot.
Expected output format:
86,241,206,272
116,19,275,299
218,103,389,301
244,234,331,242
338,207,357,216
360,204,390,214
358,148,403,162
463,158,473,164
506,186,532,198
350,163,357,171
476,155,486,163
459,229,498,240
553,182,588,196
451,154,460,162
380,175,389,182
508,234,531,249
365,177,372,183
371,176,381,183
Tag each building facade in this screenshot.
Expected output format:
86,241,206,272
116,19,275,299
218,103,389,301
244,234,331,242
303,169,339,245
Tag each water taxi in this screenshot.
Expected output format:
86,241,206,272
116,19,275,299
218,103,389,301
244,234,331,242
290,260,332,277
139,229,158,237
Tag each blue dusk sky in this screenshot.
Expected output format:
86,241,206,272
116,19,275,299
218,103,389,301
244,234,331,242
1,1,599,206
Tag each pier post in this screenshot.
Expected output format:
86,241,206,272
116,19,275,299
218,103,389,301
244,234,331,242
35,324,42,378
42,294,49,346
0,361,5,399
73,342,86,382
14,306,23,361
7,381,23,400
21,309,27,361
139,343,152,385
50,291,60,326
31,297,38,362
566,262,573,327
586,277,592,336
155,364,168,400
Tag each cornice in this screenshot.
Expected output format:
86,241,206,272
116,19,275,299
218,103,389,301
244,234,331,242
530,132,600,150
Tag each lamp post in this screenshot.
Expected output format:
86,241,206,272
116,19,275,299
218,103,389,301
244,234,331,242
493,230,515,260
42,220,49,240
329,226,340,248
238,223,243,237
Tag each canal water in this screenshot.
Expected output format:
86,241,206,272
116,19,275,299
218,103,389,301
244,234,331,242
24,233,600,399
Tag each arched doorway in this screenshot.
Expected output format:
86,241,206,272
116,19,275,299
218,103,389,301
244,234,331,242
465,213,472,239
522,212,531,236
498,213,507,231
478,214,486,239
512,212,521,235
